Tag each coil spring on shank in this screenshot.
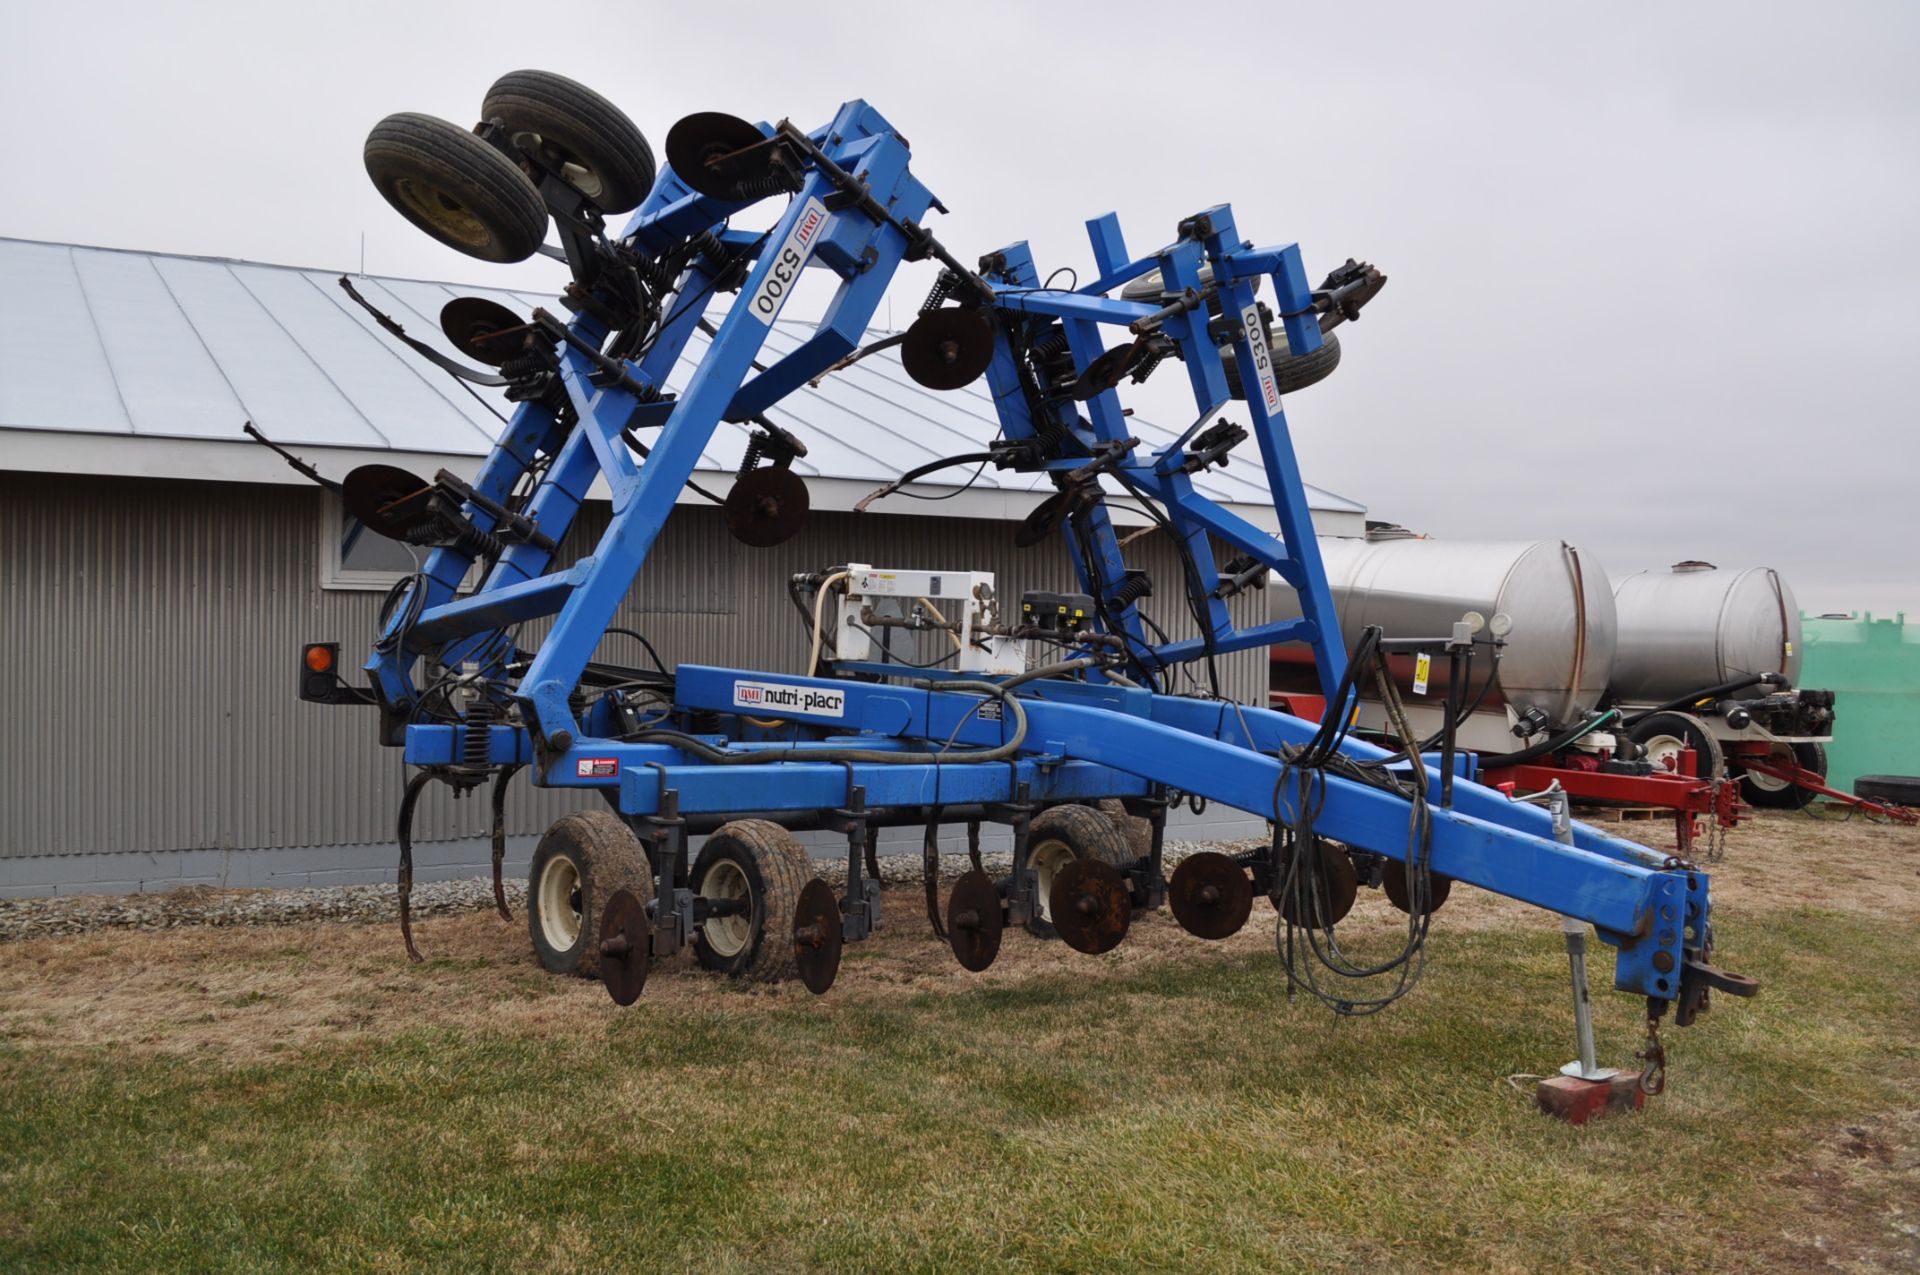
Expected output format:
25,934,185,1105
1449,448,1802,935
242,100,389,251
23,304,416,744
462,697,497,770
737,433,766,480
920,270,960,315
1111,572,1154,609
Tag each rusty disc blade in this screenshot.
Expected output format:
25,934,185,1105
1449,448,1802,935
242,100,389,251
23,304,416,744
342,463,437,540
1049,857,1132,955
1380,862,1453,916
598,888,651,1006
665,112,777,200
1168,851,1253,941
724,467,810,548
946,868,1005,972
792,877,843,995
1069,342,1144,400
440,296,527,366
1273,838,1358,930
901,309,995,391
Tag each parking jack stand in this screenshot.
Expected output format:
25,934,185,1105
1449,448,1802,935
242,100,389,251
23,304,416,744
1530,785,1648,1124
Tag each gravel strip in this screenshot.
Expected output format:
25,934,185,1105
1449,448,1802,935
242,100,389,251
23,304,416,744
0,838,1263,943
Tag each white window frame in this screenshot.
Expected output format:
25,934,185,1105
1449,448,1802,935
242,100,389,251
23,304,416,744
318,493,480,593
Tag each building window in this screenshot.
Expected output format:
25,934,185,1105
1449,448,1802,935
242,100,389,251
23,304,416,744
319,493,476,591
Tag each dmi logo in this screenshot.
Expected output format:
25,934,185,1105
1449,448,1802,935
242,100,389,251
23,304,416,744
733,678,846,718
1240,302,1282,414
747,198,829,326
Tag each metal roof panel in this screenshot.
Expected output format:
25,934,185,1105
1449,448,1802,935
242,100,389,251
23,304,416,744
0,238,1364,517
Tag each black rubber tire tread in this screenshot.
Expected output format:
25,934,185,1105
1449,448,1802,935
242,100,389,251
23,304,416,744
1854,774,1920,805
527,809,652,978
1221,330,1343,398
690,819,811,983
1023,803,1135,940
1739,741,1826,809
483,70,656,214
1094,799,1154,865
364,112,548,263
1629,711,1726,781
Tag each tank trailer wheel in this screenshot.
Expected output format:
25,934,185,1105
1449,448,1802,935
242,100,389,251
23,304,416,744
482,69,657,214
1630,711,1726,782
364,112,549,263
1737,741,1825,809
528,810,653,977
1022,803,1137,940
691,820,811,982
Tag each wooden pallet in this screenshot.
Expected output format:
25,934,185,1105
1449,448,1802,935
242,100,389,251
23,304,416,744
1573,805,1677,825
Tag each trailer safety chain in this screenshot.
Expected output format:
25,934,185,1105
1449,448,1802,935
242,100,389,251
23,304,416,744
1637,1014,1668,1095
1705,779,1728,864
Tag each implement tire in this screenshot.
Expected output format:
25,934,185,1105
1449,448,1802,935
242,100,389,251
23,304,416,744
1221,330,1342,398
1024,804,1136,940
364,112,548,263
483,70,656,214
691,820,811,982
528,810,653,977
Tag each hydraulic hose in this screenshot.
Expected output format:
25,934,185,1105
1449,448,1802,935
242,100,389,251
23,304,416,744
1476,708,1621,770
1618,673,1778,728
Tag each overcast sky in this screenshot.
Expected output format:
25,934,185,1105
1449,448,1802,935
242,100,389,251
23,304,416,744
3,1,1915,617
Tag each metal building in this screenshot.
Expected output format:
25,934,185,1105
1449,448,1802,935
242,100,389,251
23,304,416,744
0,238,1367,896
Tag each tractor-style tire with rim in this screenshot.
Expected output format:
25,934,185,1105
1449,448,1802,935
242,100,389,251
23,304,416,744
482,70,657,215
690,819,812,982
1023,803,1138,940
364,112,549,263
1629,711,1726,781
527,809,653,977
1220,329,1342,399
1736,741,1826,809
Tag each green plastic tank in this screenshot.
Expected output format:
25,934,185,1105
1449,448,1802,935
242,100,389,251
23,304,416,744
1799,611,1920,791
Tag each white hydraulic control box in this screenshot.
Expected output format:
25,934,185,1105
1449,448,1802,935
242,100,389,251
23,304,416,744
834,564,1021,676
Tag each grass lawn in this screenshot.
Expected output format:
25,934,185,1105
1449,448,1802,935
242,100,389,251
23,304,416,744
2,812,1916,1272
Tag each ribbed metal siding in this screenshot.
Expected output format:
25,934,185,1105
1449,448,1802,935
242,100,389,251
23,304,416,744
0,474,1262,859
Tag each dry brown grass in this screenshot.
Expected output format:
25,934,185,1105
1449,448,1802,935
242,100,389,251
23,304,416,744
1,810,1912,1067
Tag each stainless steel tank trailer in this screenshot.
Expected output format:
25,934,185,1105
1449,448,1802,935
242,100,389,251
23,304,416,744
278,71,1754,1076
1609,562,1839,808
1267,535,1747,854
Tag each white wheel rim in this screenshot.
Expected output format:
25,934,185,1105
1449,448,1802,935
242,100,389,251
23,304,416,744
536,853,583,951
1641,732,1685,771
1030,838,1076,922
1745,746,1793,791
700,858,753,959
510,130,604,199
